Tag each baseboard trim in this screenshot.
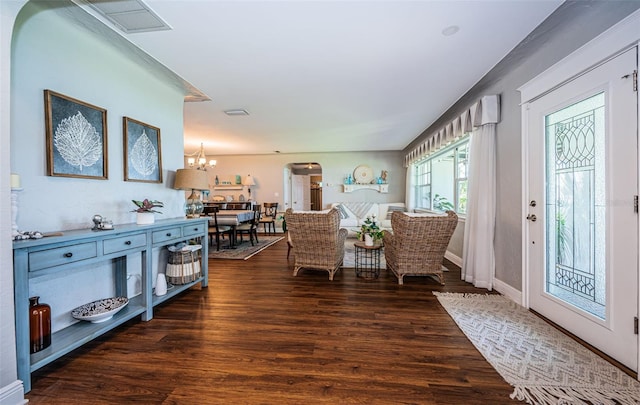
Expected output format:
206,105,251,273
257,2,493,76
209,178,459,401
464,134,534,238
494,278,522,304
444,251,462,268
0,380,26,405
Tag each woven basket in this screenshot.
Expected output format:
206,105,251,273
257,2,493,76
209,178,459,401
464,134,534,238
166,248,201,285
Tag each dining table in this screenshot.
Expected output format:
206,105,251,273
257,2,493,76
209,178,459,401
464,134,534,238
209,209,254,247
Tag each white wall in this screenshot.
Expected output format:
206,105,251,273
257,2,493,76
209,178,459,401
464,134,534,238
1,1,27,403
11,2,186,232
1,2,188,401
201,151,405,213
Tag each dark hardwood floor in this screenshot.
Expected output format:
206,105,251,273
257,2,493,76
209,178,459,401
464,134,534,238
26,237,516,404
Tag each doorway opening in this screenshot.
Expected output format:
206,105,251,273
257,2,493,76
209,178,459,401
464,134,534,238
285,163,322,211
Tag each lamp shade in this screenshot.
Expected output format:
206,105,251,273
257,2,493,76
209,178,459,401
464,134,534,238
174,169,209,191
242,174,255,186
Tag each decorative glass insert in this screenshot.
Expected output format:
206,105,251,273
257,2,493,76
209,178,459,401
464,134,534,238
545,92,605,319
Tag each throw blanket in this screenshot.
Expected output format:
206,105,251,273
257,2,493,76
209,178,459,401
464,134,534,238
343,202,374,220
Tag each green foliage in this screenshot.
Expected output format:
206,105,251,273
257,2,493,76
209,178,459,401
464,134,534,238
356,215,384,241
433,194,454,212
131,199,164,214
556,209,571,264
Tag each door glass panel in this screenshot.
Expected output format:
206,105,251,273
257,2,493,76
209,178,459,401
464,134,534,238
544,92,606,319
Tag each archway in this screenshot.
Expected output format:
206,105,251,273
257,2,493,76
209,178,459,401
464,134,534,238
284,163,322,211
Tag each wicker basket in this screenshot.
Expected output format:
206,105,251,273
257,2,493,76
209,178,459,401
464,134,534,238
166,246,201,285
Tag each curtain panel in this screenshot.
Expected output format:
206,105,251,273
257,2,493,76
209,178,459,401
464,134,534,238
461,123,497,289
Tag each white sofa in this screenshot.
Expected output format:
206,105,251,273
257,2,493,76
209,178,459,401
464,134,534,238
330,202,406,230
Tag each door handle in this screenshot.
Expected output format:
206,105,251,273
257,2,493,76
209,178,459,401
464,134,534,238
526,214,537,222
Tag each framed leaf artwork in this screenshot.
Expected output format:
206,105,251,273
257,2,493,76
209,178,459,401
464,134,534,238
123,117,163,183
44,90,108,179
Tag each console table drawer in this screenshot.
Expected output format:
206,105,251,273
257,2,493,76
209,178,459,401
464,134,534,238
28,242,98,271
152,227,182,244
182,223,206,238
103,233,147,255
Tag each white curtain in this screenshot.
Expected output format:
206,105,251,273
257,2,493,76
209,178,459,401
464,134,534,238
405,164,416,212
462,123,496,290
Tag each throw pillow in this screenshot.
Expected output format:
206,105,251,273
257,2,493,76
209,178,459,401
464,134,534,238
335,204,350,219
386,205,405,220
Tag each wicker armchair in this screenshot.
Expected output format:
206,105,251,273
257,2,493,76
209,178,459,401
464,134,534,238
383,211,458,285
284,208,348,280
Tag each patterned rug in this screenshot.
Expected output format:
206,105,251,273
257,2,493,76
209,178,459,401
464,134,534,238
208,236,283,260
434,292,640,404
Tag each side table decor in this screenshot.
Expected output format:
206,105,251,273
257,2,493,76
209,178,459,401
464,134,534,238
132,198,163,224
71,297,129,323
356,215,383,246
29,296,51,353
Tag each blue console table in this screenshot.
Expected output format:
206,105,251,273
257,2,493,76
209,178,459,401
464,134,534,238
12,217,208,392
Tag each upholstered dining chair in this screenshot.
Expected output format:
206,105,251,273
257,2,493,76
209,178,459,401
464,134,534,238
207,206,234,251
284,208,347,281
383,210,458,285
235,204,261,246
259,202,278,234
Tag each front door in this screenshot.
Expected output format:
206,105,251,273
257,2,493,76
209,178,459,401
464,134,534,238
525,48,638,371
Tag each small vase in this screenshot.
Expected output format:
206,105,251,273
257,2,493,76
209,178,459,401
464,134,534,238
29,296,51,354
136,212,155,225
364,234,374,246
155,273,167,296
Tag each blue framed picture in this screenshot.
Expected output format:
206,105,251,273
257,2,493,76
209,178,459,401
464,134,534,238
44,90,108,179
123,117,162,183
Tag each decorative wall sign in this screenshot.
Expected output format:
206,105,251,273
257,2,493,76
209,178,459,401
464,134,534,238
44,90,108,179
123,117,162,183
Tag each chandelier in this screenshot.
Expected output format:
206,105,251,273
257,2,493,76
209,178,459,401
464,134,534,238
187,143,216,170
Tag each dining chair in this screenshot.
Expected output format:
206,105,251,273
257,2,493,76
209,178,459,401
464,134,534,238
207,206,234,251
235,205,261,246
259,202,278,234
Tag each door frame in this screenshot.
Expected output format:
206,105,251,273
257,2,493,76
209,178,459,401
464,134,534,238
519,14,640,373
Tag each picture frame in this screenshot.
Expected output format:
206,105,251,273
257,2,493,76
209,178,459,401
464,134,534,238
44,90,108,179
123,117,163,183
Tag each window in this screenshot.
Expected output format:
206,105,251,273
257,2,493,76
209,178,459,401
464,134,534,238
413,137,469,215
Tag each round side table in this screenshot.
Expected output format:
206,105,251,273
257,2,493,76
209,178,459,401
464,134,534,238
354,241,383,279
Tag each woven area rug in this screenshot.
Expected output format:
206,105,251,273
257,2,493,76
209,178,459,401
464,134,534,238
434,292,640,404
208,236,283,260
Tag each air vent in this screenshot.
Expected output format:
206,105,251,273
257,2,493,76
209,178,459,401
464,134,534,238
224,109,250,116
86,0,171,34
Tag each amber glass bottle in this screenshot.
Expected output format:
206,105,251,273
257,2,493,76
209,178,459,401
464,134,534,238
29,296,51,353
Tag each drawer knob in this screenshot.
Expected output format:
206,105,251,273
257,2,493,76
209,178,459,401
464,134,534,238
193,227,199,232
166,233,172,237
63,252,73,258
125,240,132,245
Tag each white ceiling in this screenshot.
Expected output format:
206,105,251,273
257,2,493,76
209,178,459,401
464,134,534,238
98,0,563,157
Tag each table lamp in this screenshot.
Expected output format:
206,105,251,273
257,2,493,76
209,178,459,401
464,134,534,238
242,174,256,200
174,169,210,217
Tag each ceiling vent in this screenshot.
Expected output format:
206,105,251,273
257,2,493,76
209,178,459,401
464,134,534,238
224,109,250,116
86,0,172,34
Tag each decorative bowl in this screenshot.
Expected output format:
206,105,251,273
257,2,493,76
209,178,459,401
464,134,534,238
71,297,129,323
